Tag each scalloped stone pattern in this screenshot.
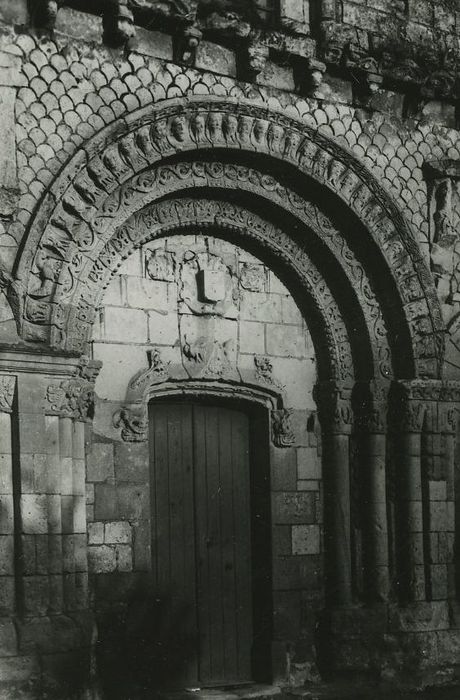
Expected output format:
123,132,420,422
2,27,460,375
3,30,460,252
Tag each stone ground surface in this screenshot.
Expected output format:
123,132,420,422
157,684,460,700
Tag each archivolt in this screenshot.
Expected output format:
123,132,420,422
15,96,444,379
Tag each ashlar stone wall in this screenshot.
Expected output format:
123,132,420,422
86,233,321,688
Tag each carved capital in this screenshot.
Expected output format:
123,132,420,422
271,408,295,448
313,380,354,434
113,405,148,442
355,379,389,433
45,378,95,421
0,375,15,413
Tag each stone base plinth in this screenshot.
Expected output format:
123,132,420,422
0,612,99,700
316,603,460,690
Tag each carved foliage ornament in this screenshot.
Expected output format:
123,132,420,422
45,379,95,421
113,406,148,442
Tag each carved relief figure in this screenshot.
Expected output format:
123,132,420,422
178,250,238,317
272,408,296,447
145,248,176,282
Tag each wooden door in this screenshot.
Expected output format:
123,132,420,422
149,402,253,687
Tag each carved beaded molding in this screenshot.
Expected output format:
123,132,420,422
15,97,444,380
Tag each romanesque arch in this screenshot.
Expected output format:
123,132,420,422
7,95,458,637
12,96,443,382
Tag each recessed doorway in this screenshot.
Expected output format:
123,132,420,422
149,398,272,689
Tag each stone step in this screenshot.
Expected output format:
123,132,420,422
158,684,282,700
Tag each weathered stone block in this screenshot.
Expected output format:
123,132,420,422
297,446,321,480
0,454,12,494
257,61,295,92
428,480,447,502
88,522,104,545
195,41,236,78
273,589,302,638
273,525,291,556
273,492,316,524
297,480,319,491
94,484,117,521
126,277,169,311
105,521,131,544
115,544,133,572
0,575,15,613
135,28,173,60
22,575,50,615
239,320,265,354
148,310,180,345
114,442,149,482
86,442,114,483
88,545,116,574
116,485,149,520
0,496,13,534
430,501,448,531
103,307,148,343
273,554,322,590
240,292,283,323
93,344,149,401
0,618,17,657
133,522,151,571
431,564,448,600
266,324,307,358
0,536,14,575
270,447,297,491
292,524,321,555
21,495,48,534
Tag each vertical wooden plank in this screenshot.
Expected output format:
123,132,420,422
218,407,239,680
193,403,212,684
149,403,198,686
150,405,170,592
231,409,253,680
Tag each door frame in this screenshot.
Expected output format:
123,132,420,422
146,380,281,686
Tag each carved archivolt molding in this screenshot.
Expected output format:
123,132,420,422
87,197,352,381
16,98,443,380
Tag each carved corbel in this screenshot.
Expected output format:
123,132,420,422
245,41,269,81
295,57,328,98
30,0,62,32
313,380,354,434
271,408,295,448
174,23,203,66
349,56,384,107
103,0,136,49
113,405,148,442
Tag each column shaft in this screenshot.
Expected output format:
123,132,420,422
365,432,389,601
323,433,352,605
